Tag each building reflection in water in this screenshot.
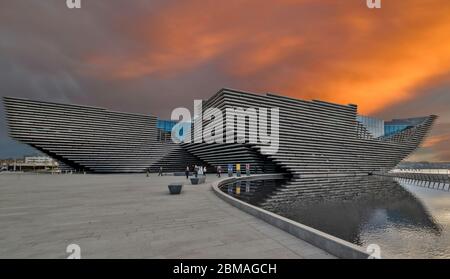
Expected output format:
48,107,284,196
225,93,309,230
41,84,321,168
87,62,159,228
221,176,443,257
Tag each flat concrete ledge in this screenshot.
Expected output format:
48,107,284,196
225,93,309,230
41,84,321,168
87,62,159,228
212,176,371,259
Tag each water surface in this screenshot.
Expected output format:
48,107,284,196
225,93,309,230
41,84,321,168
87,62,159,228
221,176,450,258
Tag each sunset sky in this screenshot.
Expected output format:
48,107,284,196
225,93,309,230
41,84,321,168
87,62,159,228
0,0,449,161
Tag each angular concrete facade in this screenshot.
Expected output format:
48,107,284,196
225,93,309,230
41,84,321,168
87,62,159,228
185,89,436,178
3,88,437,175
3,97,205,173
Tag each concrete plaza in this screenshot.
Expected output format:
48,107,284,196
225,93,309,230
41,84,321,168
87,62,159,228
0,173,333,258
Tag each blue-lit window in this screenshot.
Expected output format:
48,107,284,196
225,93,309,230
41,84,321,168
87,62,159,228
157,120,177,132
384,125,409,137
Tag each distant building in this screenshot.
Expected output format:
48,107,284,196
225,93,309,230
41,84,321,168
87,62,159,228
24,156,55,165
0,156,57,172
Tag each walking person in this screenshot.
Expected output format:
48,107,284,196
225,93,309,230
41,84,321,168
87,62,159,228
146,167,150,177
185,165,190,179
158,166,163,176
194,165,198,178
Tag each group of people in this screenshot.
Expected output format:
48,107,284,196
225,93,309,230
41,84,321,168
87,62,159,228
146,165,224,178
185,165,207,179
145,166,164,177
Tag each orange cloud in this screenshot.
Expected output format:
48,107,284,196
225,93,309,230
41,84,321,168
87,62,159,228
85,0,450,117
423,134,449,148
406,121,450,162
230,36,304,76
276,1,450,114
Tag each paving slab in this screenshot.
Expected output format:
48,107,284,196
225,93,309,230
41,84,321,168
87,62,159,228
0,173,334,259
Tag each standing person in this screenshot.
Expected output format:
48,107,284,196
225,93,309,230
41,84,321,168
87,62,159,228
146,167,150,177
194,165,198,178
158,166,163,176
203,166,207,175
185,165,190,179
217,165,222,177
